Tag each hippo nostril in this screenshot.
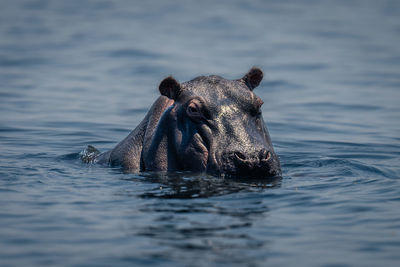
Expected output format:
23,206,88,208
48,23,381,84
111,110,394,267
234,151,246,161
259,149,271,161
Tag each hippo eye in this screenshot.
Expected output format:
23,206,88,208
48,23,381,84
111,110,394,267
252,99,264,117
251,107,262,117
187,101,202,119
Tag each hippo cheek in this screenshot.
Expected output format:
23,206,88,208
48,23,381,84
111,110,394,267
179,133,208,172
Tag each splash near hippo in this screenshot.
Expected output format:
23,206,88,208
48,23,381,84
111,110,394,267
83,67,281,178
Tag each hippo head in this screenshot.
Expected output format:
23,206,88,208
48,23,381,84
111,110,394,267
156,67,281,178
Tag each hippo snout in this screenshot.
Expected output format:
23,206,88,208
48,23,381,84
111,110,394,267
233,149,271,164
222,149,281,178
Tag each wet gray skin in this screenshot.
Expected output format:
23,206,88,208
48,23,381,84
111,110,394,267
93,67,281,178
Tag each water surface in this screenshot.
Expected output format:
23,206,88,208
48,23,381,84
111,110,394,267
1,0,400,266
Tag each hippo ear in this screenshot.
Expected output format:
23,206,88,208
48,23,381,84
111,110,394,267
242,67,263,90
159,76,182,99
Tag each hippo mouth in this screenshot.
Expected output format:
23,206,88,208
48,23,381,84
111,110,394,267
211,150,281,178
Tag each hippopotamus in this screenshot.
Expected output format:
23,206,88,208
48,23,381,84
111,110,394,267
86,67,281,178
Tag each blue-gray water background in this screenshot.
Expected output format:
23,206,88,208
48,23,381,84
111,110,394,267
1,0,400,266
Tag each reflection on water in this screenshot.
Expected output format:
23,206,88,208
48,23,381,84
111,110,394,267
128,172,281,198
1,0,400,266
129,174,273,266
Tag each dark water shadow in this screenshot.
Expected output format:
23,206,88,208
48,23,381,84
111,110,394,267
124,172,282,199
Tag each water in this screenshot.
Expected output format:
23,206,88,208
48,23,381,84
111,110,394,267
1,0,400,266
